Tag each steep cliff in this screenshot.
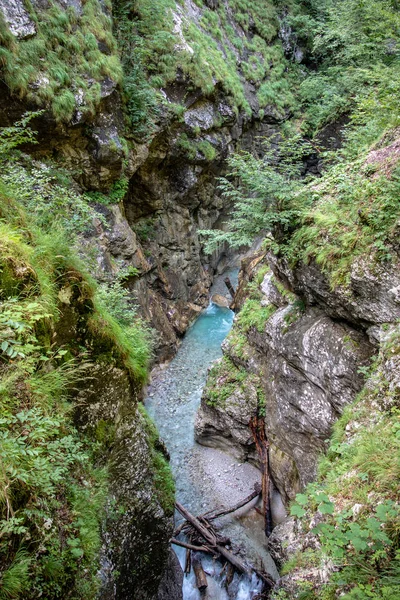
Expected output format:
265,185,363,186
195,127,400,597
0,0,305,597
2,0,399,598
0,106,186,596
0,0,303,361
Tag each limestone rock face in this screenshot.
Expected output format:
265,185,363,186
0,0,36,38
156,550,184,600
270,254,400,328
252,307,373,500
196,255,375,504
52,282,173,600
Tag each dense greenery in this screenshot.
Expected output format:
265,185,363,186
0,0,122,122
113,0,299,137
0,120,156,597
202,0,400,286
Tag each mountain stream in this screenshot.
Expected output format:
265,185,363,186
145,271,278,599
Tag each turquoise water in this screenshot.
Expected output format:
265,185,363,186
146,302,234,509
145,271,270,599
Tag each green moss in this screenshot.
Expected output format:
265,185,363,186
237,298,276,333
284,160,400,286
0,0,122,122
205,356,248,407
138,405,175,515
176,134,217,161
113,0,297,137
226,329,250,360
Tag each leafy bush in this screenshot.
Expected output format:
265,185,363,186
0,119,154,597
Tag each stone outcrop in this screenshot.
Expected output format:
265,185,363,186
270,254,400,329
196,262,375,504
75,366,173,600
54,278,174,600
156,550,184,600
0,0,36,38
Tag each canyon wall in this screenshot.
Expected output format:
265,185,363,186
0,0,303,597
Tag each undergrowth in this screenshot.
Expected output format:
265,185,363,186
113,0,299,138
204,356,248,408
0,118,155,597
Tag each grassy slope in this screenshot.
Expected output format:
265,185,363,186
113,0,301,138
0,0,122,122
0,122,172,597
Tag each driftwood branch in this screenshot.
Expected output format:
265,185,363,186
170,538,215,554
174,501,274,589
193,553,208,591
250,416,273,537
205,484,261,522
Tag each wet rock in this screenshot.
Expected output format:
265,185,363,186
195,364,259,464
211,293,230,308
156,549,183,600
196,297,373,503
74,364,173,600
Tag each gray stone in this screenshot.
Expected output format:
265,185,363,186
211,293,230,307
74,364,172,600
184,102,217,131
57,0,82,14
196,302,373,503
0,0,36,39
157,549,184,600
270,254,400,326
260,271,287,308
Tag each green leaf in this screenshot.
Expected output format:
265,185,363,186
290,505,306,518
295,493,309,506
318,501,335,515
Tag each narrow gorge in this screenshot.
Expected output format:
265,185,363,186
0,1,399,599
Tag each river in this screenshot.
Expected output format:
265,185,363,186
145,272,278,599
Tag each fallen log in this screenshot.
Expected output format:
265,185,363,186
176,502,251,576
170,538,215,554
205,484,261,522
176,502,217,547
226,563,234,587
175,501,276,589
193,554,208,591
185,549,191,575
224,277,235,299
250,416,273,537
